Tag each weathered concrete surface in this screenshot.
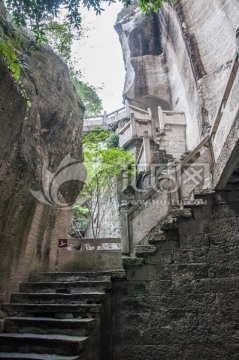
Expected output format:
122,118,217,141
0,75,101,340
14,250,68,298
57,250,122,272
213,113,239,189
0,3,84,301
112,191,239,359
116,0,239,151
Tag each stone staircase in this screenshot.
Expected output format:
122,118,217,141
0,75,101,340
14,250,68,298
0,271,125,360
123,193,208,266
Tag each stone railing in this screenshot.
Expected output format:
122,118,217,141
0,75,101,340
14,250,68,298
83,106,127,132
57,238,122,271
118,106,152,148
120,134,213,254
157,108,187,159
210,54,239,164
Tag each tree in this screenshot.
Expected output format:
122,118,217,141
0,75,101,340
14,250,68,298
74,80,103,117
45,20,103,116
79,129,133,238
45,21,75,64
5,0,176,38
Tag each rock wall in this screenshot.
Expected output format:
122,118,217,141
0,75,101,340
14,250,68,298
0,2,84,301
115,0,239,150
112,191,239,359
112,2,239,358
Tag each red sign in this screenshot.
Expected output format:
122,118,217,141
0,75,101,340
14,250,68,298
58,239,68,248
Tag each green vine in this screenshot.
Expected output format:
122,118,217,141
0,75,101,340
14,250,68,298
0,31,32,113
0,38,21,80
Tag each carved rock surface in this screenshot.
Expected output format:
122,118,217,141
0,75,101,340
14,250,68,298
115,0,239,150
0,3,84,300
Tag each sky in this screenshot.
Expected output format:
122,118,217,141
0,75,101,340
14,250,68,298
72,3,126,113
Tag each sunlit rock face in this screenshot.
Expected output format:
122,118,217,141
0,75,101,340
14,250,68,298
116,0,239,150
0,3,84,300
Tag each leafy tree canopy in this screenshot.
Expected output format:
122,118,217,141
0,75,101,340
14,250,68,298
5,0,176,37
74,80,103,116
44,20,102,116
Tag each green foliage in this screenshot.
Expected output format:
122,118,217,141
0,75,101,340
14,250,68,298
108,132,119,148
81,130,134,237
0,39,21,80
43,20,102,117
138,0,176,13
73,205,90,230
74,80,103,117
45,22,75,64
0,33,32,110
69,205,90,238
6,0,96,35
6,0,177,38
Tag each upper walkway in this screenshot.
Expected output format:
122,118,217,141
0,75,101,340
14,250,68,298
82,52,239,252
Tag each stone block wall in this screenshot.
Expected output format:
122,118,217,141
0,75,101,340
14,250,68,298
111,190,239,359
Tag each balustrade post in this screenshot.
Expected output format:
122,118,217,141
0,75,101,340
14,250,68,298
131,113,137,137
103,111,107,128
158,106,165,130
115,111,119,123
148,107,157,140
119,203,130,255
125,99,130,118
143,131,151,172
170,162,180,206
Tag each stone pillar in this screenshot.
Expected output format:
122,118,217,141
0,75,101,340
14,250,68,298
125,100,130,118
131,113,137,137
158,106,165,130
143,131,151,172
148,107,157,141
171,163,180,206
114,111,119,123
236,29,239,59
103,111,107,128
119,203,130,255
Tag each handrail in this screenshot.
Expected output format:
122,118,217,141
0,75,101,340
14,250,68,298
65,238,121,246
128,135,210,218
136,142,144,165
163,111,185,115
119,121,131,135
181,135,210,167
129,104,149,114
127,188,157,216
210,53,239,136
107,107,125,117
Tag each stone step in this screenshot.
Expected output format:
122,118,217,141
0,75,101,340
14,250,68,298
171,208,193,220
135,245,156,257
122,257,143,267
0,333,87,356
161,220,178,232
20,281,111,294
148,234,167,244
4,317,95,336
29,270,125,283
2,303,101,317
0,352,79,360
11,292,107,305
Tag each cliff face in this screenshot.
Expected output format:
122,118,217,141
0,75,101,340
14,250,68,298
116,0,239,150
0,2,84,300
